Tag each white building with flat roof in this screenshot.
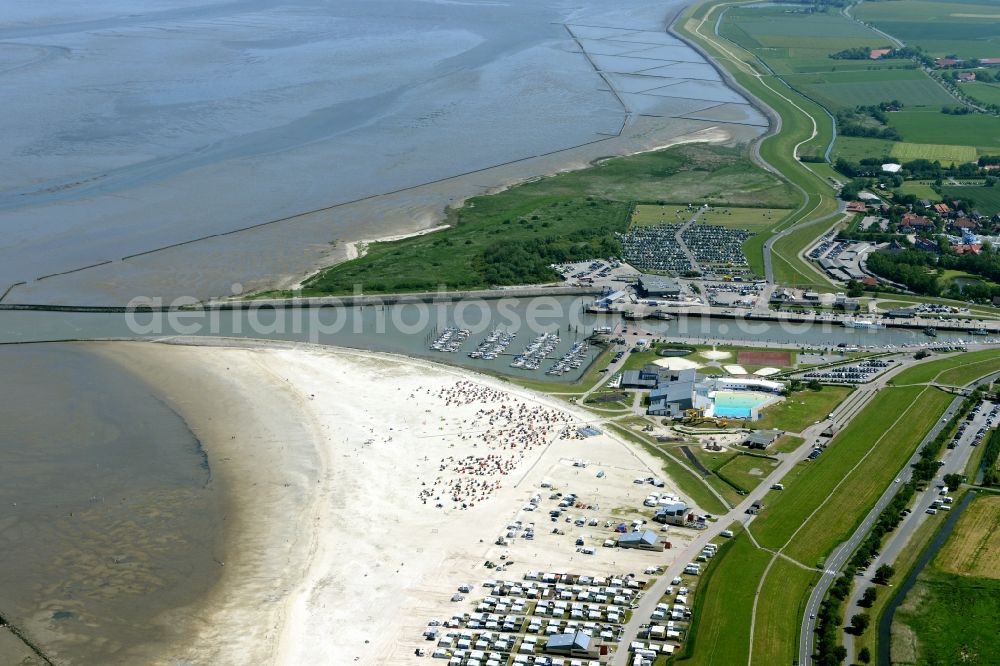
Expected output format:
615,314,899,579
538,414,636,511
716,377,783,393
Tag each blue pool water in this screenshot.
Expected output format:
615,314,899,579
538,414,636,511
713,391,773,419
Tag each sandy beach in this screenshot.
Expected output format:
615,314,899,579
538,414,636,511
94,340,697,665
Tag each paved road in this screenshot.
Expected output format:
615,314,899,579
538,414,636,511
841,396,998,659
799,371,1000,665
609,419,832,666
607,354,931,666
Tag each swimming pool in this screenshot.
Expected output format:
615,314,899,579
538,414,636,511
712,391,774,419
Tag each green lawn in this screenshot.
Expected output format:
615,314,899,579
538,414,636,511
772,434,805,454
895,180,940,200
782,387,953,565
751,386,931,550
716,453,780,493
632,204,794,232
889,349,1000,385
752,559,819,665
674,533,771,666
936,356,1000,386
754,385,853,433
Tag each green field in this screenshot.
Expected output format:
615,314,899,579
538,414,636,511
288,144,796,295
782,387,952,565
895,180,941,200
888,108,1000,152
889,348,1000,385
675,533,771,666
893,570,1000,665
698,206,793,230
936,356,1000,386
940,184,1000,215
855,0,1000,59
963,80,1000,106
785,69,954,111
889,140,978,164
631,204,792,231
716,453,780,492
892,498,1000,666
832,136,896,162
754,385,853,433
751,386,934,551
752,559,819,665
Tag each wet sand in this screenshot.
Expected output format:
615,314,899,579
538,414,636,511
0,344,224,665
86,340,684,664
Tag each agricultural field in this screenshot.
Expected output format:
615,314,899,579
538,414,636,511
889,141,978,165
887,108,1000,153
855,0,1000,59
631,204,792,231
940,184,1000,215
673,533,770,666
722,7,878,56
934,495,1000,579
785,69,953,111
832,136,896,162
963,80,1000,107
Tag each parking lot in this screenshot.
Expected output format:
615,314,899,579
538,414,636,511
801,358,896,384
